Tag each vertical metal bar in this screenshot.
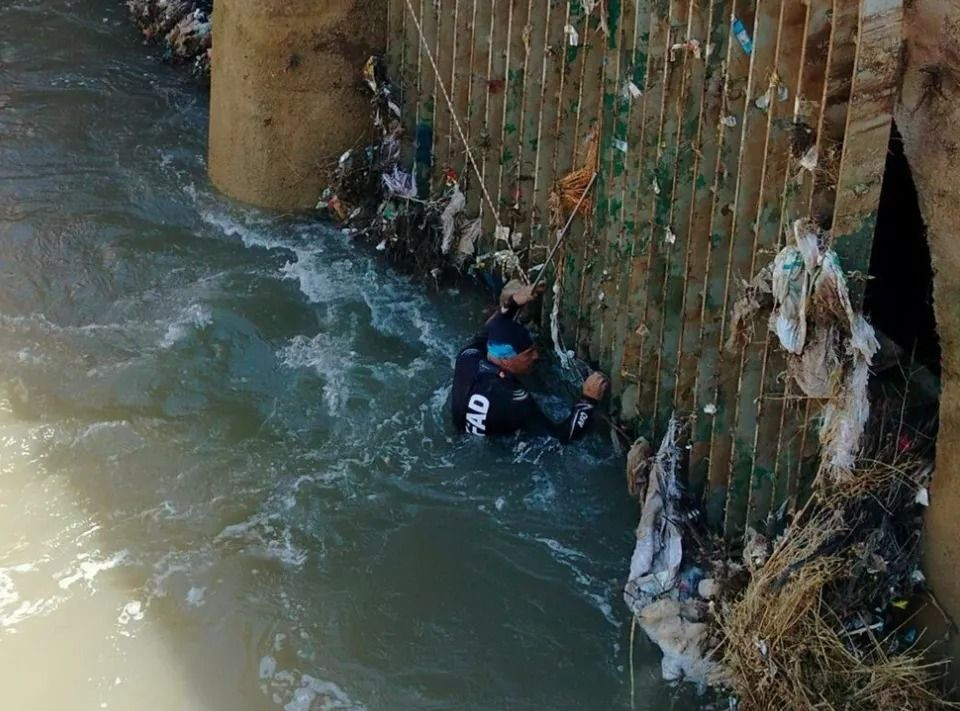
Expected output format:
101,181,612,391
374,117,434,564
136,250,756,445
741,0,808,533
616,1,673,437
590,0,631,372
675,0,732,506
653,0,712,433
767,0,833,521
494,0,518,233
718,0,781,539
694,0,755,530
608,0,651,412
525,0,556,275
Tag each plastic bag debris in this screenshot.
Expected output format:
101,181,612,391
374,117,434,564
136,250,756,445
637,598,715,684
494,225,522,248
799,145,818,172
625,418,720,687
697,578,719,599
669,39,702,62
457,217,482,262
364,55,403,128
626,437,652,500
729,219,879,479
319,57,506,282
732,16,753,56
476,249,522,276
726,264,772,350
622,80,643,100
564,24,579,47
440,185,466,255
381,167,417,200
625,417,683,606
742,527,770,572
770,246,810,354
769,221,819,353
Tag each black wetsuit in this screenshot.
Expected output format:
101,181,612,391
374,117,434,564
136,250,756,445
451,304,597,442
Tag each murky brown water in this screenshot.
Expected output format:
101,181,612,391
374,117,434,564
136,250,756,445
0,2,690,709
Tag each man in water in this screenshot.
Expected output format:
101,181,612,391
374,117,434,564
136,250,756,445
451,282,609,442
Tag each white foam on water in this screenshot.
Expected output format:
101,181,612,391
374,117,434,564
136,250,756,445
159,303,213,349
185,586,205,607
259,652,366,711
215,512,308,568
70,421,146,457
259,655,277,680
200,209,290,252
117,599,144,625
278,334,352,414
535,537,586,561
56,549,128,591
1,596,56,629
147,550,201,598
205,208,453,349
0,562,59,630
279,250,342,305
358,267,453,358
523,534,621,628
0,563,34,614
284,675,365,711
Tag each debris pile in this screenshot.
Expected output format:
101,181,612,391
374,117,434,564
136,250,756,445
624,418,723,690
126,0,212,79
720,436,945,710
626,417,949,708
625,218,952,708
319,57,525,287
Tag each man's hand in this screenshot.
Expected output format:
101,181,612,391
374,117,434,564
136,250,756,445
582,372,609,401
513,283,545,306
501,280,545,309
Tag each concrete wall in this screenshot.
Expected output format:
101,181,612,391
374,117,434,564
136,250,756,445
896,0,960,665
208,0,385,210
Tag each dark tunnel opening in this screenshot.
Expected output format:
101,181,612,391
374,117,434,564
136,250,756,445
864,123,941,377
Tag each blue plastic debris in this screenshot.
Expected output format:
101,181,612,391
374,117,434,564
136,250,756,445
678,565,705,599
415,122,433,168
732,16,753,56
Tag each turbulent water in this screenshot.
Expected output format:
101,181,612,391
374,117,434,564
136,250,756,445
0,2,685,709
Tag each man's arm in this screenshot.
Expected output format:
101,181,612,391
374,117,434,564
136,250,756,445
510,390,597,443
504,373,608,444
459,285,528,356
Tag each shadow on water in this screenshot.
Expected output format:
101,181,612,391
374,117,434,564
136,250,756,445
0,2,700,709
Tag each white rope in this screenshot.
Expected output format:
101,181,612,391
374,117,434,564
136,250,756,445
402,0,529,283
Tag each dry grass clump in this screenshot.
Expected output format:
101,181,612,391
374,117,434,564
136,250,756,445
548,129,599,226
719,448,953,711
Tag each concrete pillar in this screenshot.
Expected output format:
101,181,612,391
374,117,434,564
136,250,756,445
896,0,960,672
208,0,385,210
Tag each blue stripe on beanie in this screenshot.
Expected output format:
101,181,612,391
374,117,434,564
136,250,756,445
487,317,534,359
